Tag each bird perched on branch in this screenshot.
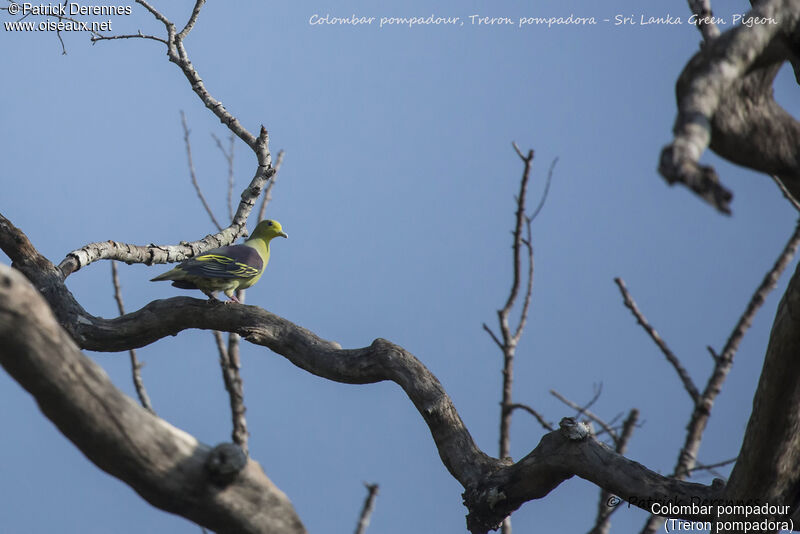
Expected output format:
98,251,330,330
151,219,287,303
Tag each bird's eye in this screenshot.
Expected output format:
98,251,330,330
267,221,273,226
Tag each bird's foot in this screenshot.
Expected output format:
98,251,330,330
203,291,222,303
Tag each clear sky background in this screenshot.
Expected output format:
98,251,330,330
1,0,799,532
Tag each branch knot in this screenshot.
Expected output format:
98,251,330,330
205,442,247,486
559,417,591,441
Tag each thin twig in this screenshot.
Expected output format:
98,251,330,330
639,221,800,534
493,145,547,534
493,148,533,468
508,403,554,431
550,390,617,441
11,6,106,42
593,413,626,439
614,277,700,404
214,329,249,454
672,219,800,477
589,409,639,534
258,149,284,222
212,331,228,361
529,158,558,223
497,146,536,464
580,383,603,417
91,32,167,44
354,483,380,534
135,0,172,26
177,0,206,40
512,158,556,342
501,146,533,330
513,216,534,342
111,261,155,414
771,174,800,212
482,323,504,350
688,457,737,474
181,111,223,231
212,132,237,221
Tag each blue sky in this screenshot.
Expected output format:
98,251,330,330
1,0,799,532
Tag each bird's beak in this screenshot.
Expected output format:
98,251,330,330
279,231,288,238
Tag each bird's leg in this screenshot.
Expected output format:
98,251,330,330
225,291,241,304
202,289,220,301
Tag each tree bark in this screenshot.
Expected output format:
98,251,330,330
0,264,306,534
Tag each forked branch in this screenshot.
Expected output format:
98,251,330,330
59,0,275,277
0,216,726,534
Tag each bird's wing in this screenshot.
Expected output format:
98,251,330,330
177,245,263,279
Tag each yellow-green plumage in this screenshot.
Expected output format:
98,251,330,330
151,220,287,302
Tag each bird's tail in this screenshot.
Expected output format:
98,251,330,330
150,270,177,282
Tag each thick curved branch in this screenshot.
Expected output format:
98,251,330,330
464,419,720,533
659,0,800,213
1,217,725,533
0,264,305,534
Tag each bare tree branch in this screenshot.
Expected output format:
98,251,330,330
0,264,305,534
211,132,237,221
354,483,380,534
501,146,533,329
512,215,534,344
721,255,800,527
550,389,617,442
59,0,276,277
199,123,249,454
589,409,639,534
111,261,155,415
0,219,727,534
686,0,720,42
639,219,800,534
182,110,223,231
482,323,503,350
225,328,248,453
258,149,284,223
508,403,554,432
91,31,167,45
485,146,555,534
771,174,800,213
672,219,800,476
213,329,249,453
528,157,558,224
614,277,700,403
494,145,539,475
687,457,737,475
213,330,229,361
659,0,800,213
579,383,603,418
177,0,205,40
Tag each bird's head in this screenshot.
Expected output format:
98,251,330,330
250,219,288,241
